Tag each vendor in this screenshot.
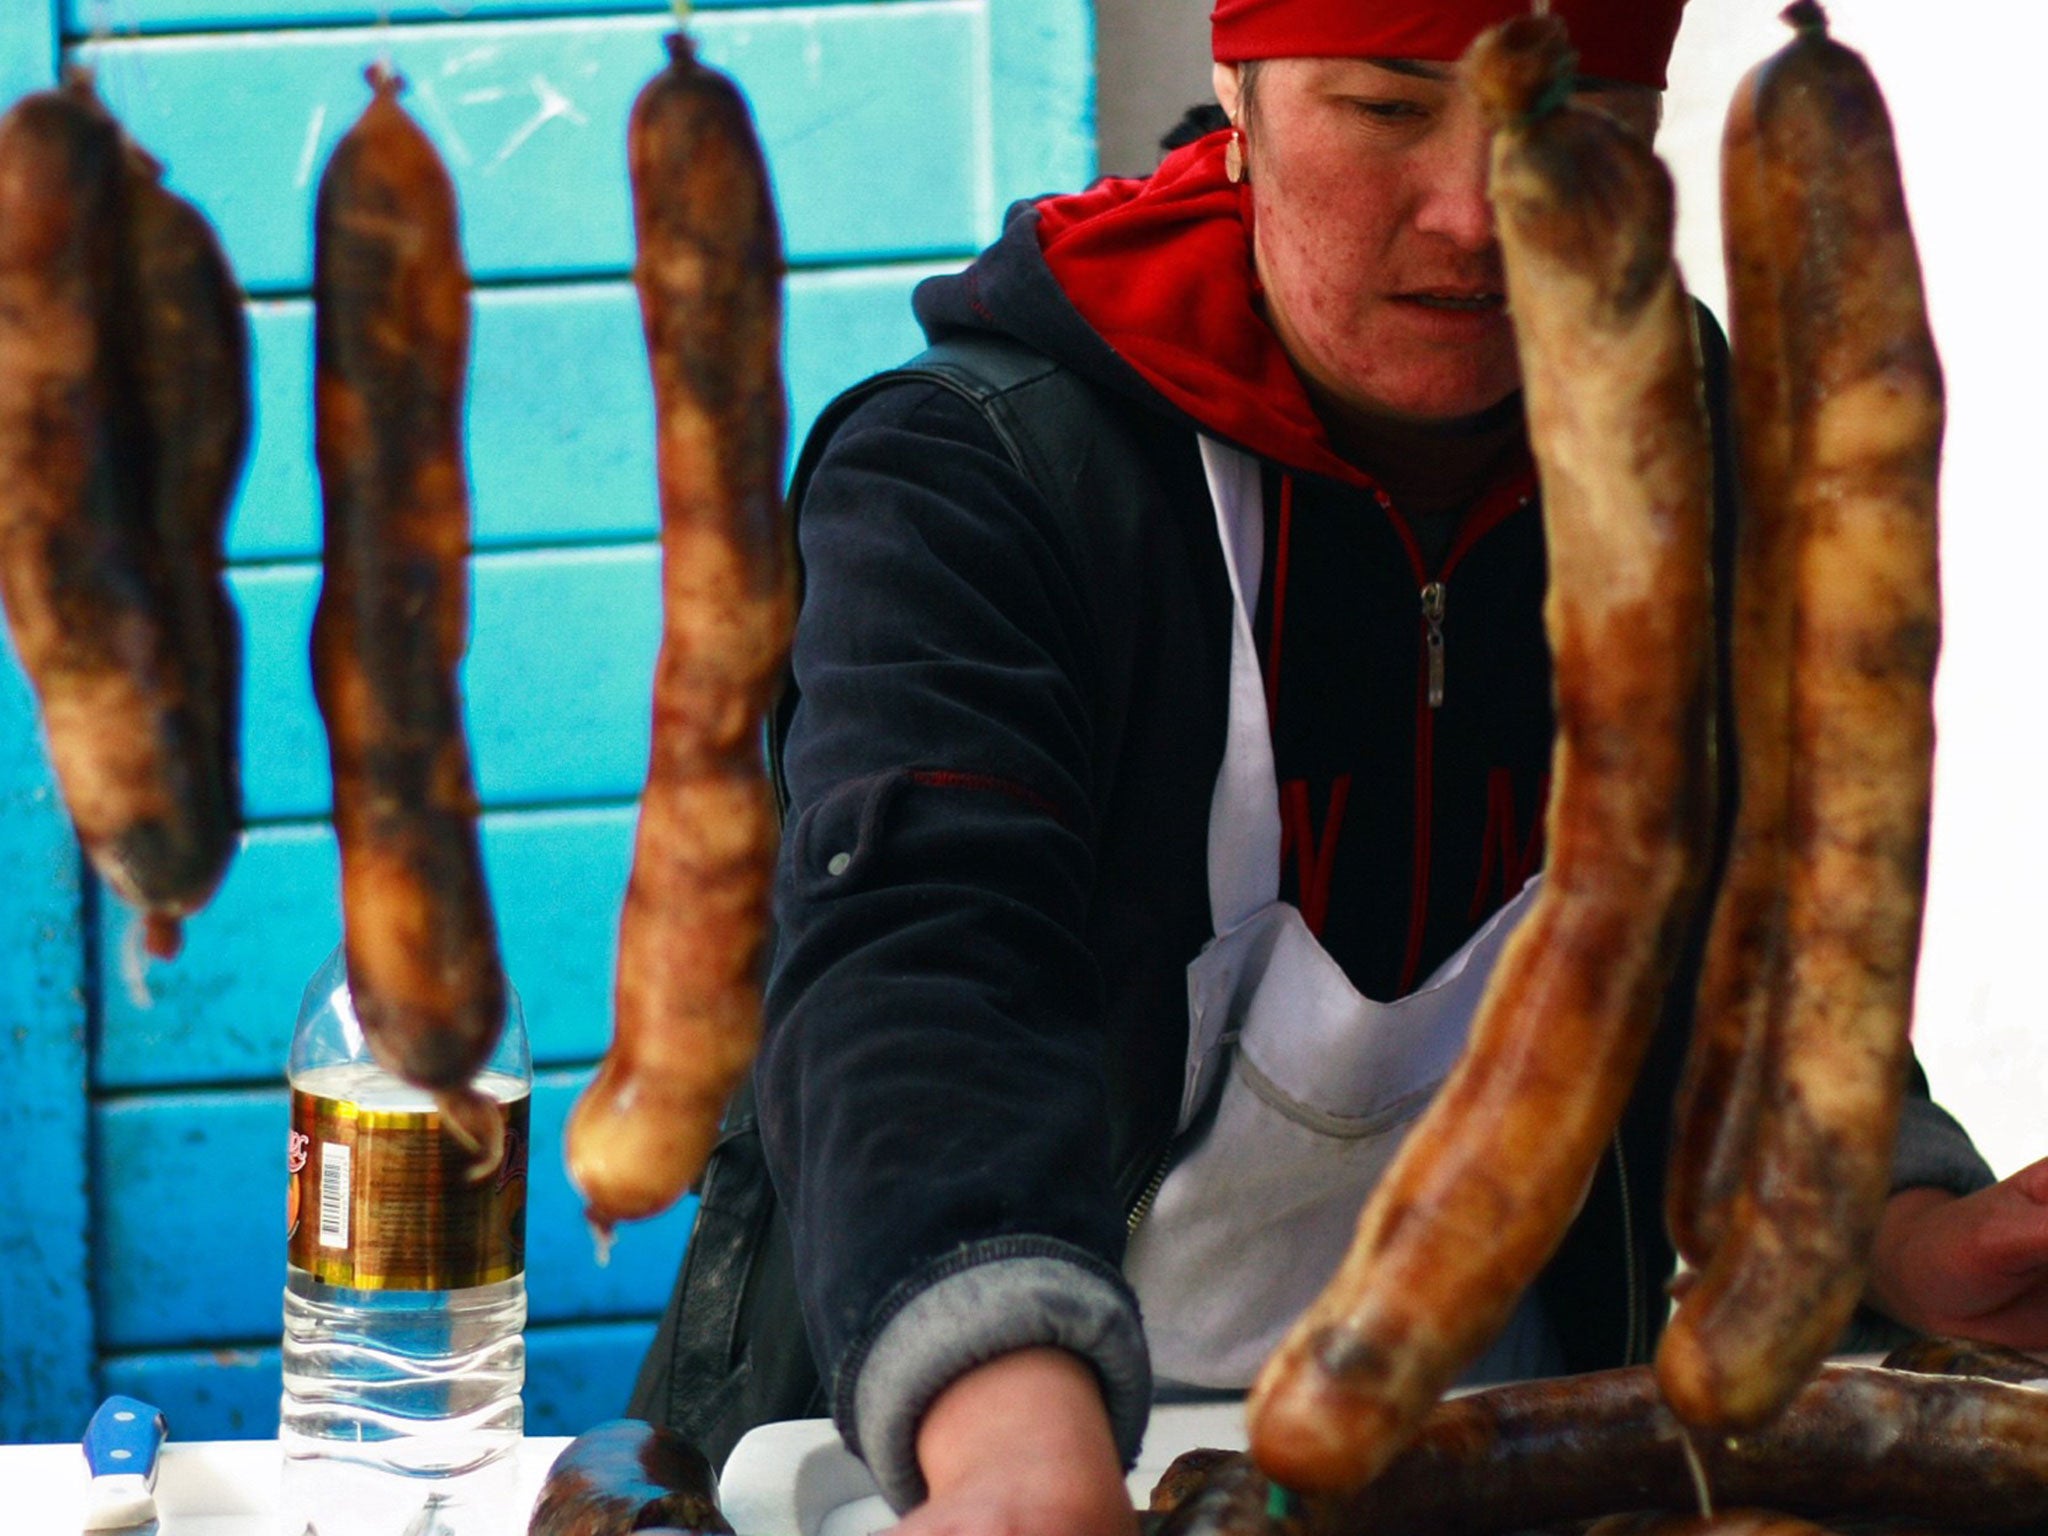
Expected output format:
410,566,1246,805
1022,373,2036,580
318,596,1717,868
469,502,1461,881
633,2,2048,1531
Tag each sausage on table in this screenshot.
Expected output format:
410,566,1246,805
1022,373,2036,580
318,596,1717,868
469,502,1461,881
564,33,794,1234
1150,1449,1250,1519
1246,16,1716,1493
1588,1514,1887,1536
1292,1365,2048,1536
0,72,241,958
1148,1453,1284,1536
1657,0,1944,1433
528,1419,733,1536
310,66,507,1164
1880,1336,2048,1387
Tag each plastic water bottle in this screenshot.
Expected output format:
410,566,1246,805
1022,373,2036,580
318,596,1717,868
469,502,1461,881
279,943,531,1536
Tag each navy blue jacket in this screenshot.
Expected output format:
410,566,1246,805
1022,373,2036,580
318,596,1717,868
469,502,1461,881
629,200,1993,1507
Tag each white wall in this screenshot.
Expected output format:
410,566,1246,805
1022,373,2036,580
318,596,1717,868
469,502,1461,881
1094,1,2047,1178
1094,0,1212,176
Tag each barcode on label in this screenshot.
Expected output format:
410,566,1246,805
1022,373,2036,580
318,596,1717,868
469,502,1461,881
319,1141,351,1250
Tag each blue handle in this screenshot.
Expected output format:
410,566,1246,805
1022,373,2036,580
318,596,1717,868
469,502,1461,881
82,1396,167,1487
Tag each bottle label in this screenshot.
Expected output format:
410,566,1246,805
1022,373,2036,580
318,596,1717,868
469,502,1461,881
287,1089,529,1290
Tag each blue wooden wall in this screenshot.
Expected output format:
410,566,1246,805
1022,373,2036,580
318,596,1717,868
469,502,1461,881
0,0,1093,1444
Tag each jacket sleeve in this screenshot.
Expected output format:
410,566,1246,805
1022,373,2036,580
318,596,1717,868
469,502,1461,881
1891,1060,1994,1198
757,381,1152,1508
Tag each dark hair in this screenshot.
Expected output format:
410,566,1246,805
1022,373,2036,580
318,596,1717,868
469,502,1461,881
1236,59,1262,125
1159,103,1230,154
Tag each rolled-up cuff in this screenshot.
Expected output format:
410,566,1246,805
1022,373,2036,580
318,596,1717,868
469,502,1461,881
1891,1091,1995,1198
833,1240,1152,1512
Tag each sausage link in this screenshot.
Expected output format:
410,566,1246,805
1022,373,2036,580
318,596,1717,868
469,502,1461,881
1151,1454,1285,1536
1246,19,1716,1493
1657,1,1943,1432
1880,1336,2048,1388
1664,48,1802,1270
1587,1513,1836,1536
1150,1449,1252,1518
310,67,507,1160
116,135,251,958
528,1419,733,1536
0,73,231,954
1291,1365,2048,1536
564,33,793,1233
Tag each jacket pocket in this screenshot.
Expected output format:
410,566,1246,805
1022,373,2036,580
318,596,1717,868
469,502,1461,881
784,768,912,901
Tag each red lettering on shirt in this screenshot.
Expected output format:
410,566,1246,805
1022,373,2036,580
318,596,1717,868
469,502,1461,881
1280,774,1353,938
1469,766,1548,922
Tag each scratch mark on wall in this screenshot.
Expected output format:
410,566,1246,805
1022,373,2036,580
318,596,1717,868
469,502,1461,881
294,104,329,191
487,75,590,173
441,44,505,79
412,78,475,168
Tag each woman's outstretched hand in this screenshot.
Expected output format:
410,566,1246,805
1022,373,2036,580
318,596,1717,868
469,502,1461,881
897,1347,1141,1536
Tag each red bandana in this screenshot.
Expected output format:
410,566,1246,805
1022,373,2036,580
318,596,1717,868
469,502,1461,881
1209,0,1686,89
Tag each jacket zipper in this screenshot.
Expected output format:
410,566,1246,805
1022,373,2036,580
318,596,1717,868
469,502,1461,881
1390,481,1538,993
1421,581,1448,709
1125,1137,1178,1235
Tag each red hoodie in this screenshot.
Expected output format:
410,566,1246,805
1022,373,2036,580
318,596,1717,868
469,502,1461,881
1031,130,1382,488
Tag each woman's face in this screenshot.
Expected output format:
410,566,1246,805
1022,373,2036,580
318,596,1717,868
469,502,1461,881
1218,56,1658,427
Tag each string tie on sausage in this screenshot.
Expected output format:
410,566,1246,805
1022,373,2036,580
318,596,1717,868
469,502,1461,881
1782,0,1829,39
1526,60,1579,123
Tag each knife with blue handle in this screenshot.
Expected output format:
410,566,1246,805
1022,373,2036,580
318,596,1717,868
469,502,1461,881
81,1395,166,1531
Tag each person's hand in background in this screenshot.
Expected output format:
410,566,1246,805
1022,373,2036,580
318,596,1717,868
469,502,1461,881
1869,1157,2048,1348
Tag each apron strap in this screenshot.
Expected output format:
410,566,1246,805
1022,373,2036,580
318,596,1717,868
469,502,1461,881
1198,437,1283,934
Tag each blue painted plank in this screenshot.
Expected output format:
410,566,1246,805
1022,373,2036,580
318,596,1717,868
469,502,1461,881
523,1318,664,1435
467,283,655,551
97,1345,279,1441
77,7,990,293
783,263,944,470
63,1,773,35
98,1317,662,1441
94,1071,693,1349
0,624,95,1440
97,805,636,1088
989,0,1097,202
482,806,636,1068
233,545,659,822
93,1089,285,1351
464,548,659,810
234,300,317,562
232,562,325,822
3,4,60,103
527,1078,695,1325
229,264,938,561
93,822,335,1093
66,0,662,32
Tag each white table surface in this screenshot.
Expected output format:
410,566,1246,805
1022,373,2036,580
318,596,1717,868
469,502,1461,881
720,1401,1248,1536
0,1401,1252,1536
0,1437,572,1536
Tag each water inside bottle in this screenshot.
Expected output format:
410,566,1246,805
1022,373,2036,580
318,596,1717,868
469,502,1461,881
280,1064,528,1534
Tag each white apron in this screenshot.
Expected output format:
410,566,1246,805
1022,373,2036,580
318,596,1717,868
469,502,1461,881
1121,439,1564,1391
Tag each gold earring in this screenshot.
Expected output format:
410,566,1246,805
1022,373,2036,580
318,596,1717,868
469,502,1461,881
1225,127,1246,185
